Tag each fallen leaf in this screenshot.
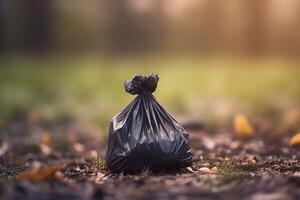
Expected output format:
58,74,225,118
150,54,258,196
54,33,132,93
198,167,212,174
289,133,300,146
234,114,254,137
20,165,63,181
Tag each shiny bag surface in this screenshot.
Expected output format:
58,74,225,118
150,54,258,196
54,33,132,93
106,74,192,174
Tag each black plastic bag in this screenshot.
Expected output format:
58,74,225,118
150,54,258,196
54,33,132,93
106,74,192,174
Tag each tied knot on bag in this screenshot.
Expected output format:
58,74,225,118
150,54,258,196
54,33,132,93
125,74,159,95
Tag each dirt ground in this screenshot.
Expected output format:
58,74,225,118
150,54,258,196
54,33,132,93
0,117,299,200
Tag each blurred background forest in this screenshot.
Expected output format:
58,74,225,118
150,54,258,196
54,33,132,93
0,0,300,129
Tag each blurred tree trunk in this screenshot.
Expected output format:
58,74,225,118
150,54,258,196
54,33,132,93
294,2,300,56
244,0,267,56
20,0,53,53
107,0,140,53
201,0,223,53
285,1,300,56
0,0,5,52
105,0,165,54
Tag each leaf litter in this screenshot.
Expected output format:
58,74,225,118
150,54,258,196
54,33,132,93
0,111,299,200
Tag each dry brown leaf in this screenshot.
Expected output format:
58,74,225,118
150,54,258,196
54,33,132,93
234,114,254,137
20,165,63,181
289,133,300,146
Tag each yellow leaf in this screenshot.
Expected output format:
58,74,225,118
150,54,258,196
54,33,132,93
289,133,300,146
198,167,213,174
234,114,254,137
